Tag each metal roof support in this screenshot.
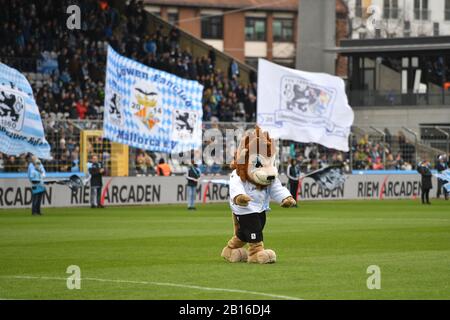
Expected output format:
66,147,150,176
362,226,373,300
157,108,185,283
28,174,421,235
435,126,450,158
402,127,419,164
370,126,386,169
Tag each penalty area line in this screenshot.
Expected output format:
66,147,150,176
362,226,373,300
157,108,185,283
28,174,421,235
2,275,302,300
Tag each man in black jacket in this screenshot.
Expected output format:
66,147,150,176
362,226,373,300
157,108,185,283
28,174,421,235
436,155,449,200
417,160,433,205
286,158,300,207
88,155,104,208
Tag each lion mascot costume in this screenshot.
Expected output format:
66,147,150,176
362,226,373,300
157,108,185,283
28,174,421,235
221,126,297,264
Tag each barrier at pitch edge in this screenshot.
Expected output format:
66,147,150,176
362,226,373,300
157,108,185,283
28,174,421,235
0,173,436,209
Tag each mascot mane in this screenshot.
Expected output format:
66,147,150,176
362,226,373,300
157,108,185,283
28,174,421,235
230,126,276,186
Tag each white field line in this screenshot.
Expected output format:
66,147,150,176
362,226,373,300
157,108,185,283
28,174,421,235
2,275,302,300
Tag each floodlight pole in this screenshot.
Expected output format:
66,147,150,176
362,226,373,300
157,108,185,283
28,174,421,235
370,126,386,168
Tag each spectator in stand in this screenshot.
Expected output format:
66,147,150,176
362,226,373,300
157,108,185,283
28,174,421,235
228,59,240,80
370,145,381,163
5,156,20,172
244,94,256,123
75,99,88,119
135,152,146,175
319,154,329,168
354,147,368,169
156,158,171,176
145,154,156,175
385,153,397,170
372,158,384,170
394,152,404,170
0,154,5,172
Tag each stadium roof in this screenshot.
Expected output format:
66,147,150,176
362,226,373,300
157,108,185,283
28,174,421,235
144,0,298,11
328,36,450,54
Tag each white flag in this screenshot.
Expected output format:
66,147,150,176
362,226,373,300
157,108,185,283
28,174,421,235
257,59,354,152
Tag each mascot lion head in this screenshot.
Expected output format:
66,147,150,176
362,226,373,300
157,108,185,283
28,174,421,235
230,126,278,188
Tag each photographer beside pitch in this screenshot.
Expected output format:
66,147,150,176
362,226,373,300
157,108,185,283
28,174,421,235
185,160,201,210
88,155,105,208
417,160,433,205
27,155,46,216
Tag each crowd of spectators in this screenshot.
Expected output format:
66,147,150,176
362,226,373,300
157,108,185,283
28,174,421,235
0,0,257,123
0,0,259,171
281,128,420,174
0,0,440,174
351,130,415,170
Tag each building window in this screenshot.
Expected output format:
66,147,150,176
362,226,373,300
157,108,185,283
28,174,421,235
145,6,161,16
383,0,399,19
414,0,429,20
446,0,450,20
355,0,363,18
168,12,179,26
273,19,293,42
245,58,259,69
245,17,266,41
201,15,223,39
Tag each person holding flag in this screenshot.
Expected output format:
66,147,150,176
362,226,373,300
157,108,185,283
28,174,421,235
28,156,46,216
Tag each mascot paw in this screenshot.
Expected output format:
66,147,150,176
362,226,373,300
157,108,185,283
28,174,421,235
248,249,277,264
221,247,248,263
234,194,252,206
281,196,296,208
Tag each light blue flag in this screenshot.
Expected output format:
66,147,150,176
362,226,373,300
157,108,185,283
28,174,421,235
0,63,51,159
435,169,450,192
103,46,203,153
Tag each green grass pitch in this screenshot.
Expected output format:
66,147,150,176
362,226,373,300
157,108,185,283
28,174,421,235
0,200,449,300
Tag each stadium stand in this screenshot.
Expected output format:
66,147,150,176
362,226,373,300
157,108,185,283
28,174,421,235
0,0,448,174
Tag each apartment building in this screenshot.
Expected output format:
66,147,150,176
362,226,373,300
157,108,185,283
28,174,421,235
346,0,450,39
143,0,298,67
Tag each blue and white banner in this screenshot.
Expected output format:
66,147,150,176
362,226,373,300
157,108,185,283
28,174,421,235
103,46,203,153
0,63,51,159
257,59,354,152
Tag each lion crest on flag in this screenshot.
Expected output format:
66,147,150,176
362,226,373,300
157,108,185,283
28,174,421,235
132,82,162,130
